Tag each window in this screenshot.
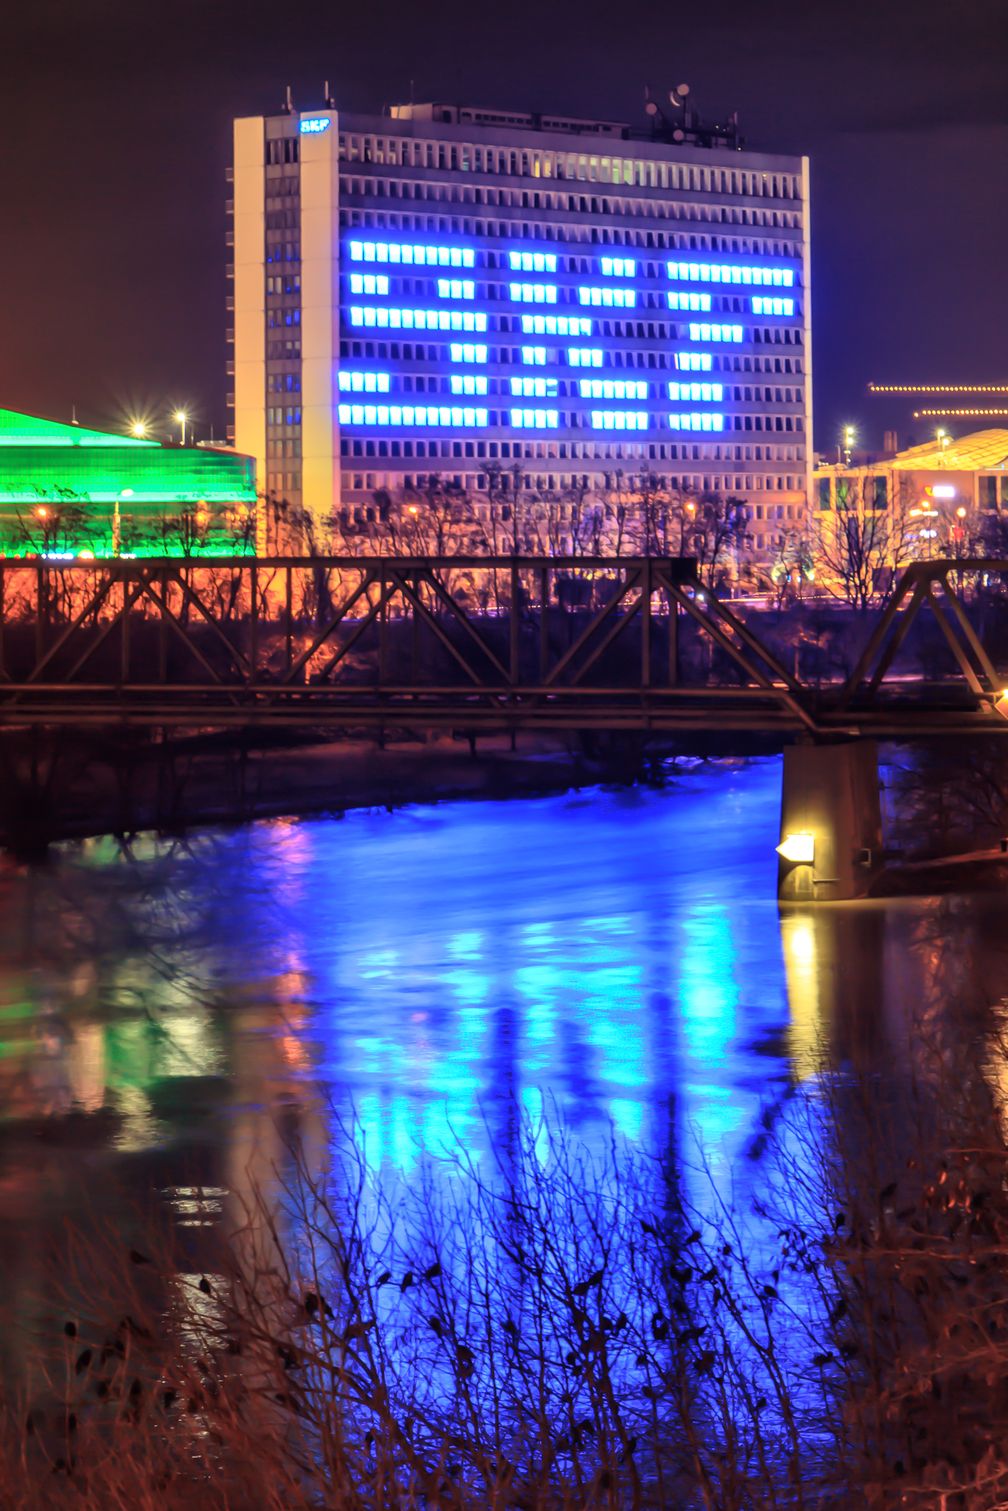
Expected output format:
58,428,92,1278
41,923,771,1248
568,347,604,367
348,272,389,295
347,239,475,267
589,411,648,431
509,282,559,304
667,291,712,312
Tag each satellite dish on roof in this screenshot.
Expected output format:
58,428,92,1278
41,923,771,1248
645,100,659,116
673,128,686,142
677,82,690,96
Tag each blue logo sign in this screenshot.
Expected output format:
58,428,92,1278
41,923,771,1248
299,116,332,135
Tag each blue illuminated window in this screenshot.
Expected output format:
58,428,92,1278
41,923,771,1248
667,291,711,312
568,347,604,368
450,374,488,395
578,286,636,308
599,256,636,277
437,278,475,299
509,250,558,273
337,404,488,427
579,379,648,400
751,296,795,317
668,260,795,288
522,315,591,336
338,371,391,393
688,323,743,343
668,412,725,432
348,307,488,332
510,408,559,429
509,282,558,304
667,381,723,402
589,410,649,431
521,345,548,365
675,352,713,371
349,272,390,296
511,376,559,398
449,343,488,363
346,241,476,268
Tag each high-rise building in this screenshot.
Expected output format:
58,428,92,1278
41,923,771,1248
229,100,811,553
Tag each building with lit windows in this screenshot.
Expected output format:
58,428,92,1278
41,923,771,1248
229,100,812,552
0,408,257,556
813,428,1008,557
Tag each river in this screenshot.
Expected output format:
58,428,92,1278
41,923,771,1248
0,756,1006,1374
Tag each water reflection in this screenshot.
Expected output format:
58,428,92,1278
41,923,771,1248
0,761,1007,1274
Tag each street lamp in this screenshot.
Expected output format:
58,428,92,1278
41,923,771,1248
129,418,148,439
842,425,856,466
173,408,189,446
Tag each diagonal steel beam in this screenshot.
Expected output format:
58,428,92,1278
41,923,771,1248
280,571,375,685
415,567,510,680
933,574,1001,693
389,572,492,687
283,575,401,689
164,566,252,675
543,570,641,687
139,578,241,695
924,586,987,699
835,565,924,709
24,571,119,683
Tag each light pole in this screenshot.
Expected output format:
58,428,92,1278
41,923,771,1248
843,425,856,467
129,418,148,440
173,408,189,447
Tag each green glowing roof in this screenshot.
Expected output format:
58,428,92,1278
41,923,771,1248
0,407,157,448
0,409,257,505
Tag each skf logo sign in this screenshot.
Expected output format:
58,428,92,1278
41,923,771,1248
299,117,332,135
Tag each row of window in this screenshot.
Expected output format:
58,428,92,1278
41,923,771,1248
336,131,802,201
668,260,796,287
333,372,795,406
338,208,802,261
333,406,802,434
337,441,804,473
339,338,803,376
337,275,804,318
340,176,802,232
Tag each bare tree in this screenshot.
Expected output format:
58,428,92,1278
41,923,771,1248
812,472,915,610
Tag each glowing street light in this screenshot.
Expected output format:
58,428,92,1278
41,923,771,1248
842,424,856,466
776,832,815,864
129,418,149,439
173,408,190,446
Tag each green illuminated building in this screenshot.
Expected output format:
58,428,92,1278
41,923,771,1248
0,408,258,557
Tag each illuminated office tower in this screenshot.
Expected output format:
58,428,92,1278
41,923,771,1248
229,101,812,551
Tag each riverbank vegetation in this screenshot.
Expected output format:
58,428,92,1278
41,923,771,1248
4,996,1008,1508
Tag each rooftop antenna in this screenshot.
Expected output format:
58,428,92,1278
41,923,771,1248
323,79,334,107
71,403,78,425
283,84,294,114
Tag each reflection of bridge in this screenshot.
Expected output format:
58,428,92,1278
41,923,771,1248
2,554,1007,899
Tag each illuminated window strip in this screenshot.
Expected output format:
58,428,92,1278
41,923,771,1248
578,286,636,308
668,412,725,431
667,260,795,287
579,379,648,401
688,323,743,343
337,404,488,427
349,273,390,296
667,381,723,402
667,291,711,312
521,346,548,365
599,256,636,277
509,250,557,273
751,295,795,317
449,343,488,363
510,408,559,429
450,374,489,395
348,307,488,332
675,352,713,371
437,278,475,300
522,315,591,336
338,371,391,393
509,282,558,304
589,410,649,431
568,347,604,368
511,376,559,398
347,240,475,268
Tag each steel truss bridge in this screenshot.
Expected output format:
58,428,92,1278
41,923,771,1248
0,555,1007,739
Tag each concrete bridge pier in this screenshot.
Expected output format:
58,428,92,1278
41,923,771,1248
778,741,883,902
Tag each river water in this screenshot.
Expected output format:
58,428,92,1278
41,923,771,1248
0,757,1006,1326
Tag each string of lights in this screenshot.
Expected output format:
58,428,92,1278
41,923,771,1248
870,384,1008,394
912,408,1008,418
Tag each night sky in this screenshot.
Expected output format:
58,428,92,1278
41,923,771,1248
1,0,1005,453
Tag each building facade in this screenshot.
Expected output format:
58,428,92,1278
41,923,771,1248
229,100,812,554
814,429,1008,558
